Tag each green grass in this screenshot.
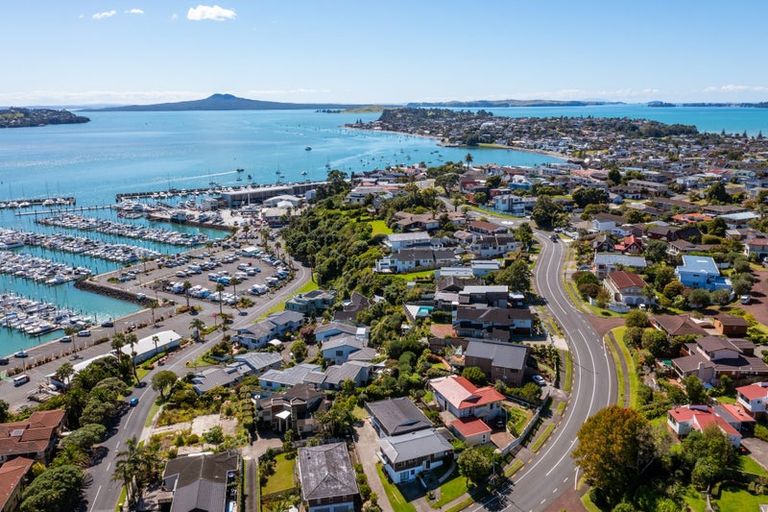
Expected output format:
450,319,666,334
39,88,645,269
115,486,127,512
611,327,640,408
144,401,161,428
738,454,768,476
504,459,524,478
423,391,434,403
506,405,532,435
370,220,393,236
555,401,566,416
262,277,320,317
376,464,416,512
430,471,468,508
714,484,768,512
261,454,296,496
717,395,737,404
352,405,369,420
394,269,436,280
136,366,150,381
605,333,627,407
563,350,573,393
530,423,555,453
445,496,475,512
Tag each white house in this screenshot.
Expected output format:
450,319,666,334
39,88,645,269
321,335,367,365
378,428,454,483
384,232,431,251
604,271,651,306
121,330,181,364
737,382,768,415
429,375,504,420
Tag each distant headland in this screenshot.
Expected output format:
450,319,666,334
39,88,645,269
84,93,367,112
406,99,624,108
647,100,768,108
0,108,90,128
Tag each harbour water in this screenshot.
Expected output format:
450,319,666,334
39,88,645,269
0,105,766,351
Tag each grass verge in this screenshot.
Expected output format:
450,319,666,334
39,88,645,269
445,496,475,512
530,423,555,453
430,471,468,508
144,401,161,428
563,350,573,393
376,464,416,512
611,326,640,408
604,333,627,407
504,459,524,478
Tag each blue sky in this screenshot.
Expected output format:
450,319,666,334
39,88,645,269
2,1,768,105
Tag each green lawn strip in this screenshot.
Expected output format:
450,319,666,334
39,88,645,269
393,269,436,280
737,454,768,476
503,459,524,478
555,401,566,416
430,471,468,508
506,406,532,434
604,333,627,407
115,486,127,512
144,401,161,428
713,483,768,512
445,496,475,512
376,464,416,512
468,205,521,220
369,220,393,236
717,395,737,404
611,327,640,408
261,454,296,496
261,277,320,318
530,423,556,453
563,350,573,393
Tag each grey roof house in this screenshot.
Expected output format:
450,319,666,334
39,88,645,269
161,451,239,512
464,339,529,387
366,397,432,437
297,443,359,512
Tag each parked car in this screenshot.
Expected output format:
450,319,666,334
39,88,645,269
740,294,751,305
532,374,546,386
77,330,91,337
129,397,139,407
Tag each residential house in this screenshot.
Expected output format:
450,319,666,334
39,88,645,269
675,256,732,291
591,213,627,235
298,443,359,512
613,235,644,254
453,305,534,341
393,212,440,232
429,375,505,420
714,315,749,338
667,406,739,447
719,211,760,228
333,293,371,323
161,451,240,512
470,260,501,277
468,235,519,258
449,418,492,447
378,428,454,483
375,248,457,273
265,311,306,336
190,362,251,395
744,238,768,260
235,322,276,349
604,271,651,307
366,398,432,437
0,457,33,512
672,336,768,384
667,240,719,257
120,330,181,364
385,232,431,251
646,224,701,242
256,384,326,435
592,253,647,278
494,194,535,216
737,382,768,416
468,221,507,236
458,285,509,308
259,364,322,390
464,339,529,387
314,321,361,343
650,315,708,338
286,289,336,315
233,352,283,375
321,335,367,365
0,410,65,464
321,361,372,390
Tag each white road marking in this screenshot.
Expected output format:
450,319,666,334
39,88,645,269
89,485,102,512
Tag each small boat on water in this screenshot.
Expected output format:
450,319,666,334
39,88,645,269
305,146,312,151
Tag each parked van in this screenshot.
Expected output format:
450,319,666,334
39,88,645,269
13,374,29,387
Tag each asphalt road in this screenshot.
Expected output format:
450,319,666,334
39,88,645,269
470,229,616,512
84,262,311,512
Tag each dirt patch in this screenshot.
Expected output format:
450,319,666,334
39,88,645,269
546,487,586,512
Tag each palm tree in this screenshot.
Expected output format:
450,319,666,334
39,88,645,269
126,333,139,383
190,318,206,342
54,362,75,387
231,277,240,300
64,326,79,353
274,241,282,261
152,335,160,360
215,284,225,321
182,280,192,310
219,312,233,331
148,300,158,326
113,437,141,509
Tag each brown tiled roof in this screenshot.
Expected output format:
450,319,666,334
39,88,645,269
607,270,646,290
0,457,33,510
651,315,707,337
0,410,64,458
715,314,749,327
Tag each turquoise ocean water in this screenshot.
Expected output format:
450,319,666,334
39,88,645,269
0,105,766,351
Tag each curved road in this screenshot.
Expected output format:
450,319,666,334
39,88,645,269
85,262,312,512
469,231,617,512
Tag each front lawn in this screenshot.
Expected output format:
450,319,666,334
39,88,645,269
261,453,296,496
376,464,416,512
737,454,768,477
506,405,533,436
370,220,393,236
430,470,468,508
715,484,768,512
394,269,436,281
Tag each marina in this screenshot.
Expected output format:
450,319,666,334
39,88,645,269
0,227,161,263
0,251,91,285
0,196,75,210
0,292,92,338
37,213,209,246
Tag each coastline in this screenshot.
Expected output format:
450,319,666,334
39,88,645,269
344,125,567,160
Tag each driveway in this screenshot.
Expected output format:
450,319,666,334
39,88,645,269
739,270,768,326
741,438,768,472
354,420,393,512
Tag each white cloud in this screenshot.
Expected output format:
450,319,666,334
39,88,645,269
187,5,236,21
125,8,144,15
703,84,768,93
92,10,117,20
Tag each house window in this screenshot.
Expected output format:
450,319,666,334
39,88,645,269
336,350,343,356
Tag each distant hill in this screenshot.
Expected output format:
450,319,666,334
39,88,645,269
406,99,624,108
0,108,89,128
648,101,768,108
84,93,366,112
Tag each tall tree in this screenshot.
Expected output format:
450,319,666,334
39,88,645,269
573,406,656,507
151,370,177,401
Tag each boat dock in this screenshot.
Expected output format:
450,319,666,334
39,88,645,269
0,251,91,285
15,204,113,217
0,196,76,210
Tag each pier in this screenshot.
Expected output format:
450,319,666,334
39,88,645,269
15,204,113,217
0,196,76,210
